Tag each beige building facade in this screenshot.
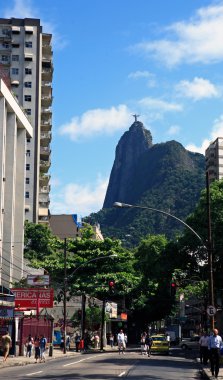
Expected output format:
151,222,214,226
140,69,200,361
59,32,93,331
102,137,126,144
0,18,53,224
0,79,32,286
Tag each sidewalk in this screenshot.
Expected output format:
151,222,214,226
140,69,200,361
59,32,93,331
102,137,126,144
197,359,223,379
0,348,80,369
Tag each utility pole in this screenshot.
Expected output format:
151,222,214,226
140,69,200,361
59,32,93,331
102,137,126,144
206,171,215,330
100,299,106,351
81,294,86,339
63,237,67,354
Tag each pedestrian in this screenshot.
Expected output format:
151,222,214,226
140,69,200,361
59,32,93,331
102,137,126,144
109,333,114,348
145,334,153,357
117,329,125,354
124,333,128,347
1,330,12,362
91,333,100,349
140,332,147,355
208,328,223,378
39,334,47,362
60,336,64,351
66,335,70,351
199,331,209,365
34,336,40,363
74,332,81,352
26,334,34,358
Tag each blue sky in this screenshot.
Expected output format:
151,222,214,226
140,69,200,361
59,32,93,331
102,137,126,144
2,0,223,217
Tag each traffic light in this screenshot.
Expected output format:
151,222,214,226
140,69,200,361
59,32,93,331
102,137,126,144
170,282,177,297
108,280,115,294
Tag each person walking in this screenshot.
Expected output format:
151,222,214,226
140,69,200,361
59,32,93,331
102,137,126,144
26,334,34,358
1,330,12,362
208,328,223,378
74,332,81,352
117,329,125,354
109,333,114,348
145,334,153,357
39,334,47,363
199,331,209,365
140,332,147,355
34,336,40,363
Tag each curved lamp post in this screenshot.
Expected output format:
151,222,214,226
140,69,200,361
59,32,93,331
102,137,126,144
113,201,214,330
63,253,117,353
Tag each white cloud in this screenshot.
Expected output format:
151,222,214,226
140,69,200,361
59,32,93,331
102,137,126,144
167,125,180,136
138,97,183,112
186,114,223,153
175,77,220,101
59,104,131,141
3,0,67,50
131,3,223,67
128,70,156,87
3,0,38,18
50,176,109,217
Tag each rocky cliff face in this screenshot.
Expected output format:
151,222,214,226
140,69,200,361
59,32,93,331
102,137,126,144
89,119,205,245
103,121,153,208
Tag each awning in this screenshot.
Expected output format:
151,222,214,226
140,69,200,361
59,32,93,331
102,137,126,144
12,26,20,32
11,80,19,85
25,26,34,32
24,53,33,58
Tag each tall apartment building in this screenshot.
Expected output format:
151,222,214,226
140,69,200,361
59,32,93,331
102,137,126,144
205,137,223,182
0,18,53,224
0,79,32,286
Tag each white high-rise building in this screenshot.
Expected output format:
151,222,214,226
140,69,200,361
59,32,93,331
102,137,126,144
0,79,32,286
0,18,53,224
205,138,223,182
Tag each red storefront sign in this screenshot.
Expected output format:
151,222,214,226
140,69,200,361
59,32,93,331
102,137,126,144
12,288,54,309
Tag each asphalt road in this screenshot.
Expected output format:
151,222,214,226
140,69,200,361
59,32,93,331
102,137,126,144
0,349,202,380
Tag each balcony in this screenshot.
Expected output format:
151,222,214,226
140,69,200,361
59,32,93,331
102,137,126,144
40,131,52,144
41,107,52,115
41,119,52,132
39,173,50,186
40,185,51,194
39,192,50,203
40,146,51,159
40,159,51,173
38,215,49,224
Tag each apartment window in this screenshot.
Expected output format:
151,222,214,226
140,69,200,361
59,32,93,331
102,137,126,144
26,164,30,170
12,68,19,75
2,29,11,37
12,43,20,48
25,68,32,75
12,55,19,61
25,41,32,48
25,191,29,199
24,95,31,102
26,177,30,184
1,55,9,62
26,138,31,143
26,150,31,157
25,109,31,115
3,42,10,48
24,81,32,88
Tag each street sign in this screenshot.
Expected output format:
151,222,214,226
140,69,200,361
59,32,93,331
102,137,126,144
12,288,54,309
206,305,216,316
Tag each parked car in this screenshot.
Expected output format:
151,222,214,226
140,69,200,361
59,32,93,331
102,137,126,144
150,335,169,355
180,336,200,350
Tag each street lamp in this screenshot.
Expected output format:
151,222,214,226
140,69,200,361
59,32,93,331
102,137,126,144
113,201,215,330
63,253,117,354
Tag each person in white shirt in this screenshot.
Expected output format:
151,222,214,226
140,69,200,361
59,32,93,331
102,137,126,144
199,331,209,365
208,328,223,378
117,330,125,354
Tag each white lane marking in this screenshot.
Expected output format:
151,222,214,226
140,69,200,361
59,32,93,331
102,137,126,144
118,371,126,377
63,354,102,367
26,371,43,376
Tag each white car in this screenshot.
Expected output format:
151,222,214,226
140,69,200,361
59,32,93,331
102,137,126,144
180,336,200,349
